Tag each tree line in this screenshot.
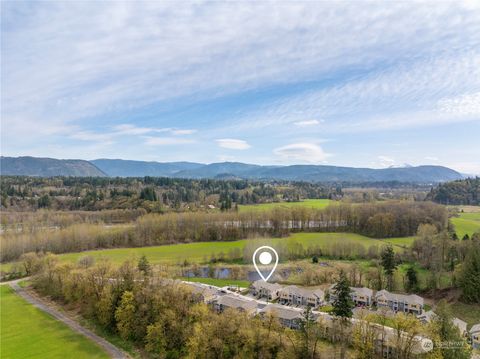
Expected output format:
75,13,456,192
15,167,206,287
0,176,338,211
25,254,470,359
1,201,447,263
426,177,479,205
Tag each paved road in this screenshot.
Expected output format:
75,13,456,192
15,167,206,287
8,280,129,359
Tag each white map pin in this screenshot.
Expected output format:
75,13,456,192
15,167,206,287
252,246,279,282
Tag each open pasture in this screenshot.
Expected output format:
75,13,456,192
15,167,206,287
451,211,480,238
238,199,333,212
55,232,412,266
0,285,109,359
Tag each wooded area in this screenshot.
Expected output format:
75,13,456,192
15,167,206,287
0,201,447,262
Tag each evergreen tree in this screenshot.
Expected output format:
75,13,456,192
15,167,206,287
458,241,480,303
405,266,418,292
431,301,471,359
381,244,397,291
462,234,470,241
138,255,151,275
332,270,354,318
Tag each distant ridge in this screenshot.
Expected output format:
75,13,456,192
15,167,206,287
91,159,204,177
0,156,106,177
0,156,464,183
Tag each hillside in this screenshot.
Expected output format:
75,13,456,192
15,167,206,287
176,163,462,183
0,156,463,183
91,159,203,177
426,177,480,205
0,156,106,177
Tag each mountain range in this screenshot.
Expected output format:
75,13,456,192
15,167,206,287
1,156,464,183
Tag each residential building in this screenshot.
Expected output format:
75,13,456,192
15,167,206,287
250,281,283,300
278,285,325,307
183,282,217,303
351,287,373,306
375,290,424,315
328,284,373,307
417,310,437,324
213,294,257,315
470,324,480,349
453,318,467,336
259,304,305,329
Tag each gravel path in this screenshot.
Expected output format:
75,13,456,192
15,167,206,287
8,280,129,359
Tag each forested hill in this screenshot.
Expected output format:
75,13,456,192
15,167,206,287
0,156,106,177
91,159,204,177
426,177,480,205
1,156,463,183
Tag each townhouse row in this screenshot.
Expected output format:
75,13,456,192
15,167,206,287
250,280,425,315
211,292,432,356
418,310,480,350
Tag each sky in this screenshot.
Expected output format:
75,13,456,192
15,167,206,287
1,1,480,174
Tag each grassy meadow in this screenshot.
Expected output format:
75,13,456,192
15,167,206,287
0,285,109,359
38,232,413,267
451,211,480,238
238,199,333,212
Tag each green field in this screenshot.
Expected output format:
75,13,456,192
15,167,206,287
451,211,480,238
238,199,333,212
0,231,416,273
52,232,410,266
180,277,250,287
0,285,108,359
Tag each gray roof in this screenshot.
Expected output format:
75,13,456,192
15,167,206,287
351,287,373,297
216,294,257,311
260,304,305,320
452,318,467,332
184,282,217,299
329,284,372,298
417,310,437,322
251,280,283,292
470,324,480,334
376,290,424,305
279,285,324,298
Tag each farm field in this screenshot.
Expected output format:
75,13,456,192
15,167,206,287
0,285,109,359
45,232,412,267
238,199,333,212
451,211,480,238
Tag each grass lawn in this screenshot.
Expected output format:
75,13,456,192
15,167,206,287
451,211,480,238
238,199,333,212
180,277,251,287
0,285,109,359
449,301,480,327
397,263,452,289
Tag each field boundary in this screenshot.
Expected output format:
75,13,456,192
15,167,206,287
8,280,129,359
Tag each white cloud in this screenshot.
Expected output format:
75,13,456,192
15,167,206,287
293,120,321,127
228,53,480,134
144,136,195,146
113,124,162,136
378,155,395,168
274,143,330,163
438,92,480,116
172,129,197,135
424,156,439,161
216,139,251,150
68,123,196,142
3,2,480,142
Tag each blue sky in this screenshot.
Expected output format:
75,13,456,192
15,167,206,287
1,1,480,174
